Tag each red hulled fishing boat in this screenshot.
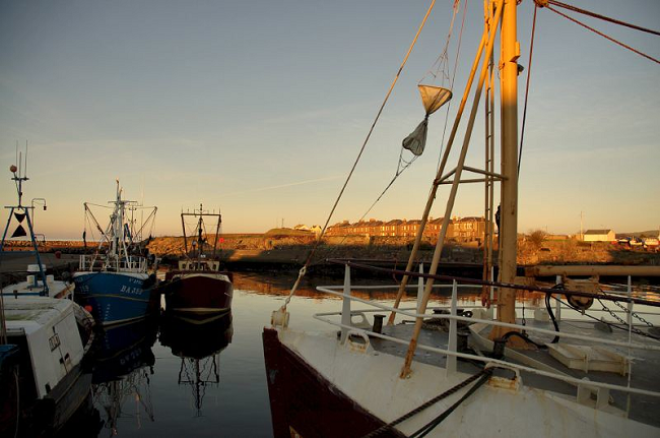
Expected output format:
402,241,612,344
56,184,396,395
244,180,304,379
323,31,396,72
163,204,233,319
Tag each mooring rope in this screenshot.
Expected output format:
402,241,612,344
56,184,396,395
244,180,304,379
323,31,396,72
278,0,438,311
361,367,493,438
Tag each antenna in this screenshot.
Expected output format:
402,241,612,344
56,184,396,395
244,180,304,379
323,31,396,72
25,140,28,177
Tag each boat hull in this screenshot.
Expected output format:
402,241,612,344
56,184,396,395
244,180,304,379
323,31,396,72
262,327,403,438
163,272,233,314
73,272,156,326
263,326,660,438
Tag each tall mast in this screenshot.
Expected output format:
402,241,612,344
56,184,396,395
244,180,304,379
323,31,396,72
493,0,520,338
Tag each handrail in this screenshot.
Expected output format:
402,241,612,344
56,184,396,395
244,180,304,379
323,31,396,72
327,259,660,308
311,314,660,399
316,285,660,352
310,271,660,403
78,254,148,273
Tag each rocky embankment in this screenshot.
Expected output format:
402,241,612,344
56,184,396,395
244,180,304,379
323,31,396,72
4,233,659,270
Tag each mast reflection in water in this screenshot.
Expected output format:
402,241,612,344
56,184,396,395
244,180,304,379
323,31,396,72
12,271,545,437
91,317,158,436
160,312,233,417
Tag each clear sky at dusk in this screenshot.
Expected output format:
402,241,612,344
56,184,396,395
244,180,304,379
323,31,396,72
1,0,658,239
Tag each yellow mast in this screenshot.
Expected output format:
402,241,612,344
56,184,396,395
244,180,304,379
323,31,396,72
493,0,520,338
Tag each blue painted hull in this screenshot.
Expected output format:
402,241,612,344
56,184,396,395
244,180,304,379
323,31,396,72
73,272,155,326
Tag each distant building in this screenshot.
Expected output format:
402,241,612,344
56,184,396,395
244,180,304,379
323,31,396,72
326,217,484,241
453,217,486,242
583,229,615,242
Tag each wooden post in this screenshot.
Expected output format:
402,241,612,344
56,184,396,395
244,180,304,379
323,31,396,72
399,0,505,378
387,29,489,326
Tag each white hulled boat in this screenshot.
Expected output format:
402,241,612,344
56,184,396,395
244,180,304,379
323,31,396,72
263,1,660,437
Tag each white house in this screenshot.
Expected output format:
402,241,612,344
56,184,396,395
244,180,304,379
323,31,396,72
583,229,615,242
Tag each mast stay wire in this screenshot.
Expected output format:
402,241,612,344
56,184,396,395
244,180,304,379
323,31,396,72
277,0,439,311
518,2,539,174
537,1,660,65
543,0,660,37
435,0,469,171
305,1,469,265
521,0,660,170
353,0,468,229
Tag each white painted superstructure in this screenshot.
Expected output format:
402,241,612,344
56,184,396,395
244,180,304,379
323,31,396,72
4,297,85,399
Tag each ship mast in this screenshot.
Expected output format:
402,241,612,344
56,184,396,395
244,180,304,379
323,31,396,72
493,0,520,337
398,0,520,377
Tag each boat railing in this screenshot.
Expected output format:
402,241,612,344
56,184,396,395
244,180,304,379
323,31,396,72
79,254,148,273
308,262,660,410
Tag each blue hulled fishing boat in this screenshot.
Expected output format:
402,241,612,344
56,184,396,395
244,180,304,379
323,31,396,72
73,182,158,325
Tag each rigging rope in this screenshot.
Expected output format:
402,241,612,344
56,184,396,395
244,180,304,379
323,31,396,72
304,1,468,267
278,0,438,310
360,367,493,438
538,1,660,65
352,0,468,231
437,0,468,170
544,0,660,37
517,3,539,174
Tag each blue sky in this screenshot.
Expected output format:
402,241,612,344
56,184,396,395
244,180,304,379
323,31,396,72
1,0,658,239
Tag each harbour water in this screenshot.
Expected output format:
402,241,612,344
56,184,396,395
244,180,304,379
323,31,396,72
18,271,466,438
22,270,657,437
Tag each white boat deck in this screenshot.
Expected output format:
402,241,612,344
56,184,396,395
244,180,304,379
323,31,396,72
301,269,660,433
366,317,660,428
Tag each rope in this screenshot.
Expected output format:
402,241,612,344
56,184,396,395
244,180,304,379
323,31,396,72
352,0,468,232
278,0,438,310
544,0,660,37
518,3,538,174
419,0,461,84
541,3,660,65
410,369,492,438
360,367,492,438
437,0,469,170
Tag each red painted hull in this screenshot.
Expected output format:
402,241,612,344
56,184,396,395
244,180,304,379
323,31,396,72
262,328,404,438
163,273,233,313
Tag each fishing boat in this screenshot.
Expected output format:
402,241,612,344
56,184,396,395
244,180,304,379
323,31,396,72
0,155,74,300
160,311,233,417
263,1,660,437
162,204,233,318
1,297,95,436
73,182,158,325
0,150,96,437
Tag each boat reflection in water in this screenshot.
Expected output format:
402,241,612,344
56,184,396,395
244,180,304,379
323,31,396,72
159,311,233,417
91,317,158,436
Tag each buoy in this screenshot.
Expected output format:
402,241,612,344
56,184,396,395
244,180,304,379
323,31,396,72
55,251,62,259
9,164,17,173
84,305,93,313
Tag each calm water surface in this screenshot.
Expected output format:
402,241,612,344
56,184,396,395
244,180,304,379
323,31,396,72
52,271,464,438
48,272,658,437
